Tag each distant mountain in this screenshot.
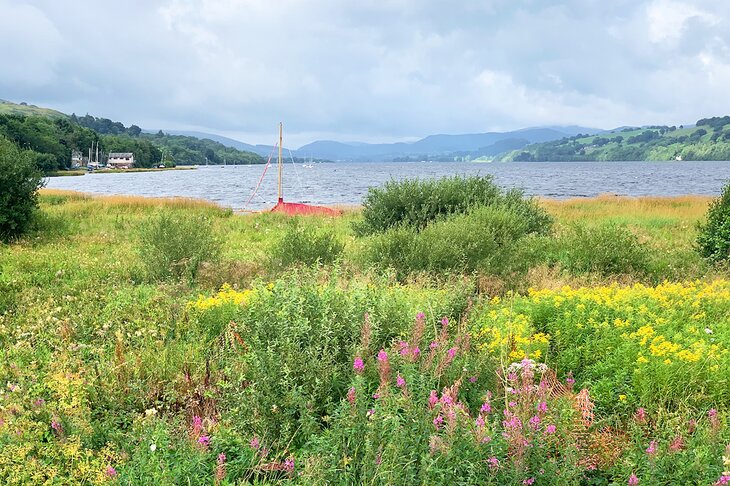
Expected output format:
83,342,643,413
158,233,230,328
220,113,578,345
294,126,602,161
157,130,277,157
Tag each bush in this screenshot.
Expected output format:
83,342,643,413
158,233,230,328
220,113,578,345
697,181,730,263
270,217,344,268
354,175,552,236
366,206,535,279
547,223,652,278
0,137,45,241
138,211,221,282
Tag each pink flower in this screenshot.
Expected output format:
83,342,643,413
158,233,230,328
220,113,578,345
51,420,63,434
250,436,260,450
523,478,535,485
714,475,730,486
441,317,449,328
105,466,117,477
191,415,203,433
628,473,639,485
416,311,426,320
508,401,517,408
529,415,541,430
487,456,499,470
433,415,444,429
646,440,657,456
566,373,575,386
428,390,438,409
353,357,364,373
198,435,210,447
34,399,45,407
538,401,548,413
429,341,439,350
366,408,375,419
377,349,388,362
475,415,485,428
447,347,458,359
396,374,406,388
347,386,356,405
545,424,557,434
469,375,477,383
283,456,295,472
635,407,647,423
481,402,492,414
372,392,380,399
412,346,421,358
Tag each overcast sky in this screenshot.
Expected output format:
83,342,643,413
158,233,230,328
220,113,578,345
1,0,730,147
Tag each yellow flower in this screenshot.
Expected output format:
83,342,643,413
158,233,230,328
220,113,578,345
619,395,626,401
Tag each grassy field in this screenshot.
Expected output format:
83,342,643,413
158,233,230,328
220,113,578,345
0,190,728,484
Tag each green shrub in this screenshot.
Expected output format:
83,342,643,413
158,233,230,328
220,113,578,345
354,175,552,236
138,211,221,282
697,181,730,263
270,217,344,267
366,205,534,279
547,223,652,278
0,137,45,241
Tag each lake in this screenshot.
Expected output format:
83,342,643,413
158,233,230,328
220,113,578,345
46,161,730,210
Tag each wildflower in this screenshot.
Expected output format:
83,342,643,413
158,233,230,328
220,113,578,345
634,407,647,424
545,424,557,435
441,393,454,406
628,473,639,485
428,390,438,409
396,374,406,388
283,456,295,473
441,317,449,329
250,436,260,450
619,394,626,402
430,341,439,350
646,440,657,456
411,346,421,358
529,415,541,430
669,435,685,452
377,349,388,362
433,415,444,429
216,453,226,482
709,408,721,433
523,478,536,485
150,443,157,452
34,399,45,407
481,402,492,414
714,476,730,486
398,341,410,356
191,415,203,434
566,372,575,387
416,311,426,320
481,435,492,443
347,387,356,405
688,419,698,434
372,393,380,400
353,357,365,374
51,420,63,435
198,436,210,447
447,347,458,359
538,401,548,414
508,401,517,408
705,328,714,334
469,375,477,383
366,408,375,419
375,453,382,465
105,466,117,478
487,456,500,470
475,415,485,428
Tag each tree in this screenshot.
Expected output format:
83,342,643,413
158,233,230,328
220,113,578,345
0,137,45,241
697,180,730,263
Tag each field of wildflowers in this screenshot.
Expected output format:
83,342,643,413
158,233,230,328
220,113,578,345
0,190,728,484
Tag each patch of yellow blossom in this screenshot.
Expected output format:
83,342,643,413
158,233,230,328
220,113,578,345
187,284,254,312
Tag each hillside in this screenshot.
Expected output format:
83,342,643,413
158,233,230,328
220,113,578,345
0,99,67,118
496,117,730,161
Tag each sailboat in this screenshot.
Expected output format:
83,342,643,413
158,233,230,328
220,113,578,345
270,123,339,216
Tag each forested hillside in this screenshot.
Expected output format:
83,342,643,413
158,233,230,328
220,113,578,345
497,117,730,161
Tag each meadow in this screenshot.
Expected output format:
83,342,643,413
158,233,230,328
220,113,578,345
0,184,728,485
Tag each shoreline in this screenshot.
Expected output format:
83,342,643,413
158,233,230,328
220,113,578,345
47,166,197,177
39,188,714,213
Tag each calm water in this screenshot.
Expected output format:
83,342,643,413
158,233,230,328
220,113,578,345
46,161,730,210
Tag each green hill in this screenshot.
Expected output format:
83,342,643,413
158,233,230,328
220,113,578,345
496,117,730,161
0,99,67,118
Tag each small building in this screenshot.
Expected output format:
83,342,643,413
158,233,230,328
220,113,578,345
107,152,135,169
71,150,84,168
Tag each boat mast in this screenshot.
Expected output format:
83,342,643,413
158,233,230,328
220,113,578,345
277,122,283,203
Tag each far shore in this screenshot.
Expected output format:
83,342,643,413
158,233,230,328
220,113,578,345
47,166,197,177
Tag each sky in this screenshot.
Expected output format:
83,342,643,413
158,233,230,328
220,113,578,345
1,0,730,147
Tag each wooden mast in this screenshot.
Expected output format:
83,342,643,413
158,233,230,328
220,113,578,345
277,122,283,203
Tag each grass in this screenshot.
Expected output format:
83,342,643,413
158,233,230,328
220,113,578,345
1,189,728,484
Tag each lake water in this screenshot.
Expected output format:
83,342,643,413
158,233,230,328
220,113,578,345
46,161,730,210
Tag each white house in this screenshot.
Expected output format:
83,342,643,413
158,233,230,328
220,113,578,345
107,152,135,169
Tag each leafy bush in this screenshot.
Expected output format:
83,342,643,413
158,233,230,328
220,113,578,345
547,223,652,277
138,211,221,282
366,205,536,279
697,181,730,263
270,217,344,268
0,137,45,241
354,175,552,236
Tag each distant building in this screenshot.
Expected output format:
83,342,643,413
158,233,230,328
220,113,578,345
71,150,84,168
107,152,135,169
